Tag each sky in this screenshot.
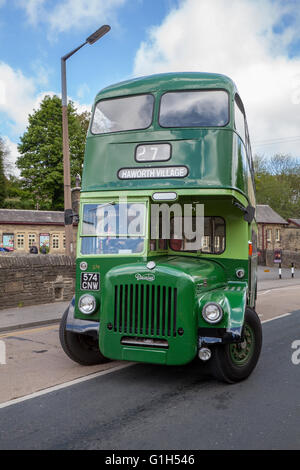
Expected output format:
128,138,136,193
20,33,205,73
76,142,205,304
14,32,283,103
0,0,300,176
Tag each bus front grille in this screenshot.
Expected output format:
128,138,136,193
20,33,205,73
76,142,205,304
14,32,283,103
113,284,177,338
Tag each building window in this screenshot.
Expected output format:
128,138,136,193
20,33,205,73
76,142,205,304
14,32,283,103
2,233,14,250
52,234,60,249
266,229,272,242
16,233,25,249
275,229,280,242
28,234,36,247
63,234,66,249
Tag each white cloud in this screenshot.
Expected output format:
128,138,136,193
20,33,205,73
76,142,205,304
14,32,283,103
72,100,92,115
17,0,126,35
2,137,21,177
0,61,55,175
0,62,37,133
48,0,125,34
16,0,46,25
0,61,89,132
0,62,91,175
31,61,51,87
133,0,300,157
77,83,90,100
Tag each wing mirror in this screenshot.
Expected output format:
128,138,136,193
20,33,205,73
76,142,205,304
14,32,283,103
64,209,79,225
233,201,255,223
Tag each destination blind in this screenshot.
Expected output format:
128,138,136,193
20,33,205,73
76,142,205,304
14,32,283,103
118,166,188,180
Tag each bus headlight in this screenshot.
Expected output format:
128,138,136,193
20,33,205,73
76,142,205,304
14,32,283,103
202,302,223,324
78,294,97,315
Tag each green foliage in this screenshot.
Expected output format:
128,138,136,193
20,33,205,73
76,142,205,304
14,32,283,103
39,245,50,254
2,175,36,209
0,137,7,207
254,154,300,219
17,95,90,211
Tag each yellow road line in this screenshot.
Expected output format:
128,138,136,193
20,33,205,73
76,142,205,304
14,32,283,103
0,324,59,338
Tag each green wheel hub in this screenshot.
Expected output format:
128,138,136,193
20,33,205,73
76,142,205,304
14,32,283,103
229,324,255,366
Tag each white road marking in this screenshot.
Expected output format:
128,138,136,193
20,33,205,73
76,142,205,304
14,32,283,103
0,309,299,410
0,363,133,410
262,312,292,324
258,290,271,296
267,286,300,292
258,285,300,295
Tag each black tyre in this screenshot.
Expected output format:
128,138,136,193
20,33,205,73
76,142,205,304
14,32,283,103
59,309,110,366
210,307,262,384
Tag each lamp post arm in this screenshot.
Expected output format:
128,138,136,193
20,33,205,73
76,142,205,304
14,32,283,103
61,41,87,62
61,41,87,105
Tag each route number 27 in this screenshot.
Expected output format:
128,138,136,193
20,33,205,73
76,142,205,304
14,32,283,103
135,143,171,162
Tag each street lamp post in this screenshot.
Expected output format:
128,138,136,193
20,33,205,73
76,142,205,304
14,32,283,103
61,25,111,256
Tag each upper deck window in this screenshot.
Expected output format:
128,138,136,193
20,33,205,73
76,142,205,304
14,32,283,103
159,90,229,128
234,95,246,142
91,94,154,134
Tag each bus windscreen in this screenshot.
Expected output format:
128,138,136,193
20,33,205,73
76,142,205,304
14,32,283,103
91,94,154,134
159,90,229,128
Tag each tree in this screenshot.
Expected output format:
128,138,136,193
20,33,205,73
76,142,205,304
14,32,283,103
17,95,89,211
254,154,300,219
2,175,36,209
0,137,8,207
70,110,91,179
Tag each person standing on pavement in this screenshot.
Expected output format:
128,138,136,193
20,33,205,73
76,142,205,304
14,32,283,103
40,244,47,254
29,243,38,254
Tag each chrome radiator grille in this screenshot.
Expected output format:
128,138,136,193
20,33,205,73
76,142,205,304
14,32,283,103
113,284,178,338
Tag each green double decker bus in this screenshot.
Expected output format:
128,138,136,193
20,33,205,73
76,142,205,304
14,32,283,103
60,72,262,383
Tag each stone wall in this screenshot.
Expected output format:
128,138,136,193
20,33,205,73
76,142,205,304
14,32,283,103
0,254,76,309
281,227,300,252
264,250,300,268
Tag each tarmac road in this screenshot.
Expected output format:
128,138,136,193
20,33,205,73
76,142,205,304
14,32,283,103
0,282,299,404
0,267,299,450
0,310,299,450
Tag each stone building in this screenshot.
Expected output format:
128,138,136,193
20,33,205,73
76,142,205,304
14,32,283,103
256,205,300,266
0,209,77,254
283,218,300,252
256,204,288,252
287,218,300,229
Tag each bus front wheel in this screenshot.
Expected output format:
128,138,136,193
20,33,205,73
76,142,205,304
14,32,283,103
59,309,110,366
210,307,262,384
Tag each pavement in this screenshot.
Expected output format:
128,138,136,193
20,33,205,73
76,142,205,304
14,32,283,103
0,265,299,333
0,301,69,333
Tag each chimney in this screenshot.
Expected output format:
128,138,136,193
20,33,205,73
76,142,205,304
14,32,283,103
71,174,81,217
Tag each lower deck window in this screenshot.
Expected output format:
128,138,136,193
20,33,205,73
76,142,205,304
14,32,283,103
81,202,146,255
81,237,144,255
169,216,225,254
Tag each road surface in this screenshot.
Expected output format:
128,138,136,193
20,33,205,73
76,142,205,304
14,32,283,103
0,283,299,450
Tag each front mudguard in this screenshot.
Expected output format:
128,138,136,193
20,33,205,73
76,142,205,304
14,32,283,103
197,282,248,347
64,296,99,337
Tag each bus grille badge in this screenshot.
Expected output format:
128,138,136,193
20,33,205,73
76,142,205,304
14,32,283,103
146,261,156,270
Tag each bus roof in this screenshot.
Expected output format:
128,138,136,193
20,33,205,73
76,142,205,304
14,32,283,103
95,72,237,101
